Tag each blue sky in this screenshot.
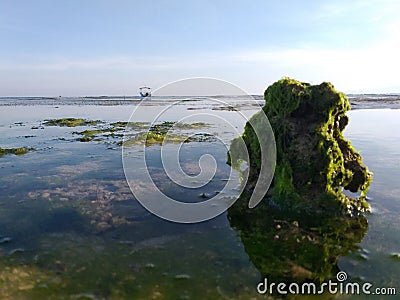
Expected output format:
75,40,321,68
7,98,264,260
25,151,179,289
0,0,399,96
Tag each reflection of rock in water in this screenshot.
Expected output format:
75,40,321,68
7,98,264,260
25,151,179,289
228,192,368,284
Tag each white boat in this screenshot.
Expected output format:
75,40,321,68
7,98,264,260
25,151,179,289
139,86,151,97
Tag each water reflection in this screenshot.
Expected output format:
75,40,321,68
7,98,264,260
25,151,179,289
228,192,368,285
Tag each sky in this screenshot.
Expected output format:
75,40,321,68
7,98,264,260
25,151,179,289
0,0,399,96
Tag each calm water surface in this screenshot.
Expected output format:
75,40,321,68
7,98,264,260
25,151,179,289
0,99,399,299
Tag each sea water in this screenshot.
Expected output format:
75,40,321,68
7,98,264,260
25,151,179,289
0,97,399,299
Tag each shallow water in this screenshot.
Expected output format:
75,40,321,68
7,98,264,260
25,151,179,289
0,99,399,299
338,109,400,292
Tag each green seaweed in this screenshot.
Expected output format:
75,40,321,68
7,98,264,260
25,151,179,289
110,121,150,130
120,121,210,147
149,121,208,134
0,147,33,157
121,131,187,147
45,120,209,146
71,122,145,143
43,118,102,127
229,78,373,216
72,129,103,142
69,121,210,146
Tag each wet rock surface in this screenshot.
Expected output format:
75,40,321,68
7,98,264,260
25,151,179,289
230,78,373,215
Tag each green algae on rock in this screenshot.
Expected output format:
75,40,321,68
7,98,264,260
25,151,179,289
110,121,150,130
229,78,373,215
49,120,210,146
72,129,104,142
43,118,102,127
72,122,150,143
0,147,33,157
120,121,211,147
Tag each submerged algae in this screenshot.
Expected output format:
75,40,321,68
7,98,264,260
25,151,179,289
230,78,373,215
0,229,262,300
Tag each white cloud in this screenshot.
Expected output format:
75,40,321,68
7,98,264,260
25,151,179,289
1,24,399,95
229,35,400,93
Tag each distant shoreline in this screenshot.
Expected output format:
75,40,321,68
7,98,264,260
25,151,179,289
0,94,400,110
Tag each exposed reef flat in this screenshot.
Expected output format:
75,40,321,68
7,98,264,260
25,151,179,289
44,118,211,147
349,94,400,109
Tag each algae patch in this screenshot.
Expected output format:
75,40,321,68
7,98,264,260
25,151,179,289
72,129,107,142
71,121,150,143
120,121,211,147
40,118,210,147
0,147,33,157
43,118,102,127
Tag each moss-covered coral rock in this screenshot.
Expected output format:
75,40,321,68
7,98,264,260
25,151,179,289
230,78,372,215
0,147,33,157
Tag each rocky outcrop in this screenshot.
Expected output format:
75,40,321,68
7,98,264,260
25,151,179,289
227,78,373,284
229,78,373,215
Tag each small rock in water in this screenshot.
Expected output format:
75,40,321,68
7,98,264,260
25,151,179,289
96,222,112,232
9,248,25,255
71,293,97,299
42,192,51,199
390,253,400,260
174,274,191,280
0,237,12,244
356,253,369,261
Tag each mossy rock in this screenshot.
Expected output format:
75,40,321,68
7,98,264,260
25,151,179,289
230,78,373,216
